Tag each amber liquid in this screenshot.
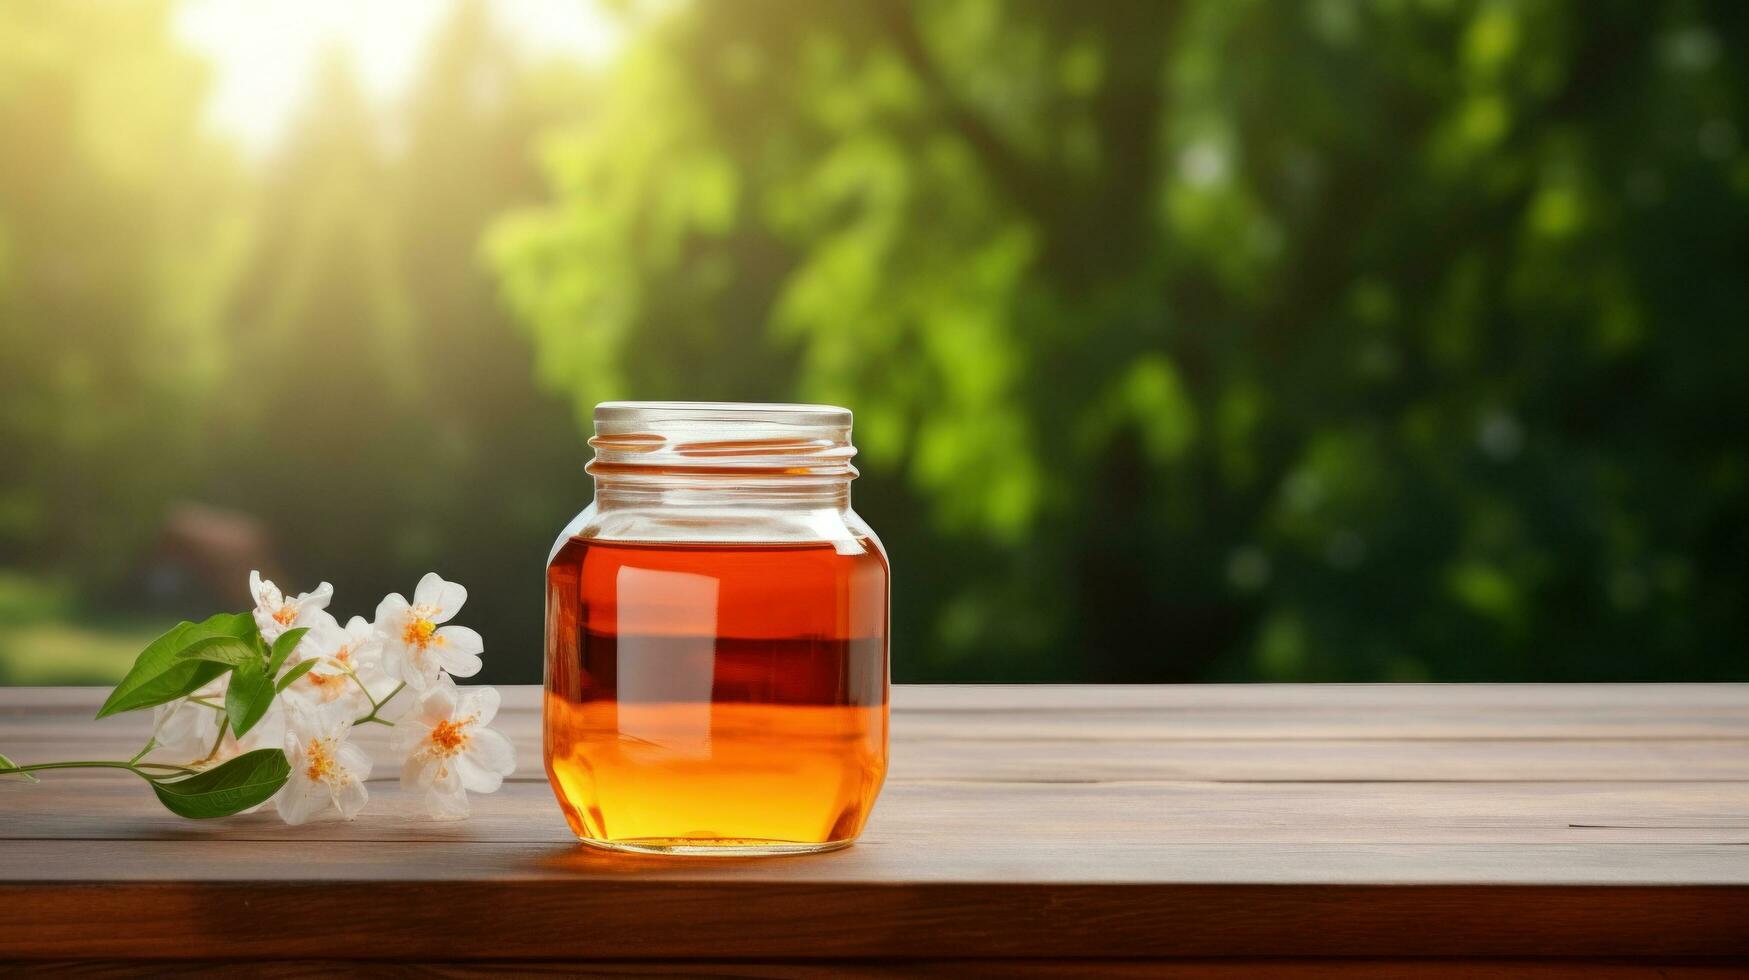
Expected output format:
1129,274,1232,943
544,536,889,853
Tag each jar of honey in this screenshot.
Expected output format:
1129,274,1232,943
543,402,889,854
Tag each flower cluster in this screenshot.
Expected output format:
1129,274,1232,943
1,571,515,823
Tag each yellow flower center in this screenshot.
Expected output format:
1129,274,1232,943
303,671,345,702
402,617,437,649
304,738,337,782
429,717,472,756
272,605,298,626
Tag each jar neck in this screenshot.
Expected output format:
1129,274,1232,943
586,401,859,512
590,473,853,511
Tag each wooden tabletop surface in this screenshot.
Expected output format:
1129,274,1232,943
3,684,1748,973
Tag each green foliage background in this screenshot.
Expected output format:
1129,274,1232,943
2,0,1746,683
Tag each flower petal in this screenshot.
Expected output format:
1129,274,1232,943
469,725,516,775
401,749,442,790
459,684,502,728
436,624,483,655
250,570,282,609
425,780,470,820
339,617,384,669
414,573,467,622
337,743,374,783
435,648,482,679
153,699,221,764
289,613,340,665
388,721,420,757
296,581,334,615
376,646,412,686
344,641,384,673
373,593,410,632
455,753,504,794
332,777,369,820
236,701,286,752
276,776,326,826
399,658,444,692
287,699,347,744
434,627,483,679
284,679,365,716
415,678,460,725
254,613,285,643
432,758,461,795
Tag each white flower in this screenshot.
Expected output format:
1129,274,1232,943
277,702,372,825
392,678,515,819
305,614,383,677
283,614,393,715
150,677,284,769
250,570,334,643
373,573,483,691
151,686,225,764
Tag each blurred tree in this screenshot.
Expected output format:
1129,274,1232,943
2,1,594,681
0,0,243,585
204,3,591,679
490,0,1749,681
389,0,592,679
210,50,420,604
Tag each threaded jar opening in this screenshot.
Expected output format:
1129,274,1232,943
588,401,858,483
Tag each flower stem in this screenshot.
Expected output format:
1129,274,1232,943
352,681,406,727
200,712,229,763
346,669,373,701
127,738,157,766
0,759,198,780
0,747,39,782
3,760,137,773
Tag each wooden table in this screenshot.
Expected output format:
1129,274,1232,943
3,685,1747,975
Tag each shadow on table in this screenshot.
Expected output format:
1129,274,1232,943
528,841,853,878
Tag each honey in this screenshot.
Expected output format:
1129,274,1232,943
541,402,889,855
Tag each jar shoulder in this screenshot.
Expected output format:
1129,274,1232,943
547,503,596,564
549,501,886,561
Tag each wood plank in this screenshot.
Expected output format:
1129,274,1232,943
893,684,1749,710
9,727,1749,782
4,778,1749,848
13,736,1749,784
13,682,1749,749
890,738,1749,782
6,959,1747,978
2,685,1746,963
11,685,1749,739
2,875,1746,959
5,688,1749,849
14,682,1749,712
886,710,1749,741
4,837,1749,884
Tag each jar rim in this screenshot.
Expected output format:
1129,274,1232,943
594,401,850,430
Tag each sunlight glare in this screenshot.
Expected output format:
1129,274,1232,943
173,0,623,154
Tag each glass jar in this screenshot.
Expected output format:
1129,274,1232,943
543,402,889,855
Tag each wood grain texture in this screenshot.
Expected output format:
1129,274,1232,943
6,961,1749,979
1,684,1746,965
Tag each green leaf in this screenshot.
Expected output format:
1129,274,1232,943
0,749,38,783
274,658,320,692
225,659,275,738
178,634,263,667
150,748,290,819
267,627,311,676
97,613,257,719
